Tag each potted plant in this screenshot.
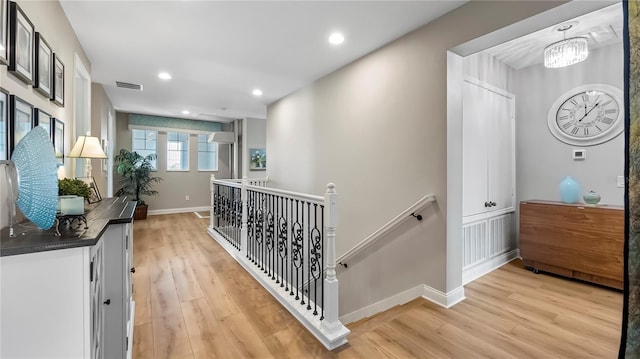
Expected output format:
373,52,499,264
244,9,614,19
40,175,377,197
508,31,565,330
58,178,91,200
57,178,90,214
114,149,162,220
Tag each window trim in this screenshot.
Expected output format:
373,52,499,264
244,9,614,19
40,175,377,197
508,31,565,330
197,134,218,172
131,128,158,171
166,131,190,172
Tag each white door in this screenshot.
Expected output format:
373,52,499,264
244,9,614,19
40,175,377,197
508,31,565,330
486,88,515,212
462,78,515,219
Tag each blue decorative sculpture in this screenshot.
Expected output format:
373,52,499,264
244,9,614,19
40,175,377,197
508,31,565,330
559,176,581,204
11,126,58,230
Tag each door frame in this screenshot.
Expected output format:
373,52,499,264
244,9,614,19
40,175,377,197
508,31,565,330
445,0,618,294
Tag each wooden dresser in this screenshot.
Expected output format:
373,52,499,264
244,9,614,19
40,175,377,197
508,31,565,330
519,200,624,290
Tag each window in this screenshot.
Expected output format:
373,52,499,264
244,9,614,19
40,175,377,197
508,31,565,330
167,132,189,171
132,129,157,170
197,134,218,171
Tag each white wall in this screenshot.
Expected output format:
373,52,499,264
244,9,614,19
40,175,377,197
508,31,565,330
515,43,624,206
1,0,91,229
267,0,567,316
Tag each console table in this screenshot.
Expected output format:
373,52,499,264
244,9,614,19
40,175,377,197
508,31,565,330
0,197,136,359
519,200,624,290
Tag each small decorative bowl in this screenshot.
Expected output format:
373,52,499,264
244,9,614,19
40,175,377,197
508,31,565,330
583,191,601,205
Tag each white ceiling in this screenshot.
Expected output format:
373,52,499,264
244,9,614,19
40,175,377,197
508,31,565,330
483,4,622,70
60,1,468,121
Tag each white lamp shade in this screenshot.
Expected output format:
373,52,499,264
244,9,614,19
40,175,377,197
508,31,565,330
68,136,107,159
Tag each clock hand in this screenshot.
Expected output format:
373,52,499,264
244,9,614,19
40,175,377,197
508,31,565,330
578,102,600,122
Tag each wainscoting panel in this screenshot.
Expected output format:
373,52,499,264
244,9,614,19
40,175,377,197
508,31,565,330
462,213,515,284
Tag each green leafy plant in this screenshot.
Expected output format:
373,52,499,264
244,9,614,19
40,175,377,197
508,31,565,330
114,149,163,207
58,178,90,199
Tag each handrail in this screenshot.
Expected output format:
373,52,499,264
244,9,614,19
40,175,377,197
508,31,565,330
213,177,322,203
337,194,436,267
245,184,324,204
216,177,269,186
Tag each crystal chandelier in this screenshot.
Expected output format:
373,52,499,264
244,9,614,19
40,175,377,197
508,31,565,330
544,24,588,68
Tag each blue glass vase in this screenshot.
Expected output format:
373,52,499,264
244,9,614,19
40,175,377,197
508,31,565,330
559,176,581,204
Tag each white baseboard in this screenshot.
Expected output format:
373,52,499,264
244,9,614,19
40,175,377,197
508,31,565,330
462,248,519,285
148,206,210,216
421,285,465,308
339,285,424,324
339,283,466,324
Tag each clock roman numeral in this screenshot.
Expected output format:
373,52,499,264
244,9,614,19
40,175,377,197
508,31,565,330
582,93,589,102
596,125,603,132
601,100,612,107
604,109,617,114
583,128,589,136
562,122,572,130
571,127,580,135
558,115,569,121
570,99,579,106
602,117,615,125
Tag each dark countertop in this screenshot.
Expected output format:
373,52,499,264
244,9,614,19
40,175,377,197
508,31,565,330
0,197,136,257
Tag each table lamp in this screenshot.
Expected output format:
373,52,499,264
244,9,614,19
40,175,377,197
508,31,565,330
67,133,107,178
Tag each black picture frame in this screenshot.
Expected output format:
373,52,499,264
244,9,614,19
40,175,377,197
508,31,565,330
53,118,64,164
0,0,8,65
52,54,64,107
34,32,53,98
77,176,102,204
8,1,34,84
34,108,52,141
9,94,33,156
0,88,8,160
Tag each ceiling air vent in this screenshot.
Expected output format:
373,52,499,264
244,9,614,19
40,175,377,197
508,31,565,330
115,81,143,91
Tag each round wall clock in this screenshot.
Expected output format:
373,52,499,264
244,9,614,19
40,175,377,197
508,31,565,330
547,84,624,146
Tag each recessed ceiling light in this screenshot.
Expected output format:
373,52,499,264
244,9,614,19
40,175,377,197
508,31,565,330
181,110,190,115
328,32,344,45
252,89,263,96
158,72,172,80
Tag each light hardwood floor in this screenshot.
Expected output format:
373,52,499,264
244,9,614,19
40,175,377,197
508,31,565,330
133,213,623,359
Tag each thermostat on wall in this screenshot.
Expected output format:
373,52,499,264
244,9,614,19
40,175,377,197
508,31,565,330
573,149,586,160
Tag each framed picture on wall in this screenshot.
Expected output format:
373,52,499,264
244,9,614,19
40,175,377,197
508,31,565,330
34,32,53,98
0,88,8,160
8,1,34,85
9,95,33,156
52,54,64,107
34,108,53,141
77,177,102,204
249,148,266,170
101,138,108,172
0,0,8,65
53,118,64,164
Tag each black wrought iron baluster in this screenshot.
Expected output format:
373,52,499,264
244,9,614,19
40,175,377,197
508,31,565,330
256,192,265,271
291,200,303,300
309,203,322,315
213,184,219,227
235,187,242,249
277,197,288,289
247,191,255,261
320,204,325,320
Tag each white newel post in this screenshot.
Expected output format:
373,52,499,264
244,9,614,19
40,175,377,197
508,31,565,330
240,177,248,258
209,174,216,230
322,183,341,333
